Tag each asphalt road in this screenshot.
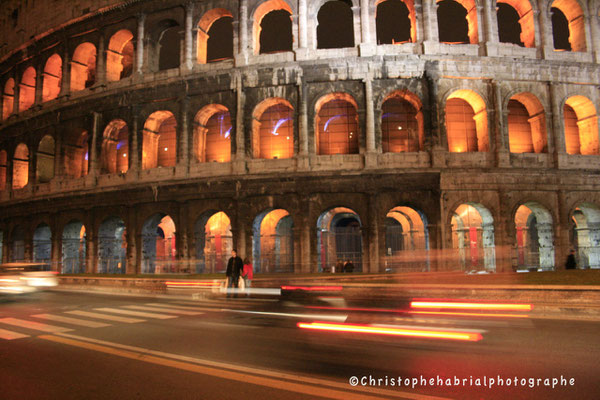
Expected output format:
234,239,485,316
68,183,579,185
1,290,599,400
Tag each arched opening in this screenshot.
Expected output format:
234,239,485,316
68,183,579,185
252,209,294,273
317,0,355,49
252,98,294,159
317,207,362,272
496,3,524,46
98,217,127,274
564,96,599,155
385,206,429,272
197,9,234,64
451,203,495,271
381,91,423,152
571,203,600,269
62,220,86,274
315,93,359,155
107,29,134,81
19,67,36,111
376,0,414,44
514,203,555,271
12,143,29,189
551,0,586,52
42,54,62,102
508,93,548,154
194,211,232,273
142,111,177,169
33,223,52,265
36,135,55,183
65,131,89,178
445,90,488,152
157,21,181,71
499,0,535,48
71,42,97,91
2,78,15,120
11,225,25,262
437,0,477,44
142,214,176,274
101,119,129,174
193,105,231,163
254,1,293,54
0,150,7,190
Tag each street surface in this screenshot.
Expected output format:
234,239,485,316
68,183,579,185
1,290,599,399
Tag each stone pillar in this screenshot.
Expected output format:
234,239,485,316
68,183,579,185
134,233,143,274
136,13,146,74
183,2,194,71
493,80,510,167
34,64,44,105
367,195,380,273
483,0,499,56
590,12,600,63
12,76,20,113
539,7,554,58
126,210,138,274
298,0,308,49
89,112,101,177
51,226,61,272
178,97,190,169
130,113,140,172
233,73,246,172
54,133,62,178
60,47,71,96
297,76,309,168
177,206,190,273
85,220,96,273
236,0,249,64
549,82,566,167
364,74,377,168
422,1,439,53
359,0,375,56
96,33,107,85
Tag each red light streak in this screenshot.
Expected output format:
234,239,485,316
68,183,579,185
410,301,532,311
165,281,220,287
297,321,482,341
281,286,343,291
409,311,529,319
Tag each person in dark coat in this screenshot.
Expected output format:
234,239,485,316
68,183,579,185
565,249,577,270
343,260,354,273
226,249,244,296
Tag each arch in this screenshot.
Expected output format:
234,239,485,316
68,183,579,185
317,206,362,272
62,220,86,274
156,20,181,71
36,135,56,183
497,0,535,47
252,98,294,159
197,9,234,64
376,0,415,44
508,93,548,154
142,111,177,169
381,90,424,152
98,216,127,274
317,0,355,49
42,54,62,102
19,66,36,111
101,119,129,174
0,150,7,190
571,203,600,269
514,202,555,270
2,78,15,120
193,104,231,163
194,211,232,273
71,42,97,91
437,0,478,44
445,89,489,152
33,223,52,265
253,0,293,55
12,143,29,189
107,29,134,81
65,131,89,178
142,213,176,274
551,0,586,52
451,203,496,271
315,92,359,155
252,209,294,273
11,225,25,262
385,205,430,272
564,95,599,155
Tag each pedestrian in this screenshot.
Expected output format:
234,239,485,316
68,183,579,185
343,260,354,273
335,259,344,274
226,249,244,297
242,257,253,296
565,249,577,270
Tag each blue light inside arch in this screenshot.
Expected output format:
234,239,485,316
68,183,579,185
218,113,231,138
272,117,292,136
116,140,127,150
324,114,345,132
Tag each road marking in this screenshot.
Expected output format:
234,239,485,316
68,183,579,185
223,309,348,322
40,332,450,400
0,318,72,333
0,328,30,340
125,305,203,315
32,314,111,328
145,303,219,313
65,310,144,323
94,308,177,320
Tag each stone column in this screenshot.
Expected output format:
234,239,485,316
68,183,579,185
538,6,554,58
589,12,600,63
178,97,190,170
136,13,146,74
96,33,107,85
422,1,439,53
236,0,249,64
130,112,140,172
233,73,246,172
183,2,194,71
364,74,377,168
126,210,138,274
60,47,71,96
483,0,499,56
34,64,44,105
298,0,308,49
85,219,96,273
549,82,566,167
12,77,20,113
493,80,510,167
359,0,374,56
51,224,61,272
297,75,309,169
367,195,380,273
89,112,101,177
53,133,62,178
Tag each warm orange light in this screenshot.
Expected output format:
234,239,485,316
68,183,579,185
410,301,532,311
281,285,343,291
409,311,529,319
166,281,220,287
297,322,482,341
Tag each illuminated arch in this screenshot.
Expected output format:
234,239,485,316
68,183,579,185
65,131,89,178
445,89,489,152
571,203,600,269
98,216,127,274
317,0,355,49
142,213,176,274
12,143,29,189
375,0,416,44
62,220,86,274
155,20,181,71
197,9,234,64
0,150,7,190
252,0,293,55
193,104,232,163
36,135,55,183
514,202,555,270
507,92,548,154
2,78,15,120
101,119,129,174
142,111,177,169
252,98,294,159
437,0,479,44
564,95,599,155
19,67,36,111
551,0,586,52
497,0,535,48
194,211,232,273
385,205,430,271
42,54,62,102
381,90,424,152
451,203,495,271
107,29,134,81
71,42,97,91
33,223,52,264
317,206,363,272
11,225,25,262
252,208,294,272
315,92,359,155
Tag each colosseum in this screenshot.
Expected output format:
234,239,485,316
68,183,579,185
0,0,599,276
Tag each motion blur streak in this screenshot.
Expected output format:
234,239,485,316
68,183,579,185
409,311,530,318
281,285,343,291
297,322,483,341
165,281,220,287
410,301,533,311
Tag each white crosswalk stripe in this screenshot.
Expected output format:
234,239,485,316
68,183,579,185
32,314,112,328
124,305,203,316
65,310,145,323
94,307,177,319
0,327,30,340
146,303,217,312
0,317,73,333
